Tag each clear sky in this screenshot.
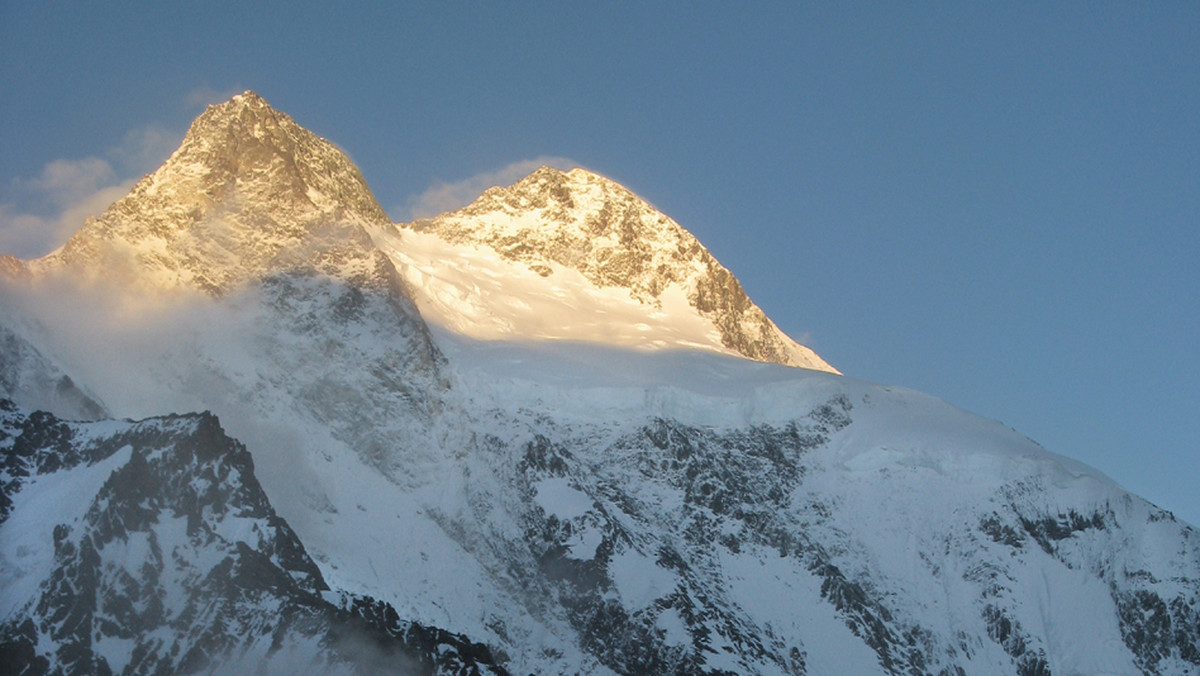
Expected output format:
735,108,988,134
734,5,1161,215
2,3,1197,525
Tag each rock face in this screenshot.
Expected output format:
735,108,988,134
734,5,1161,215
0,91,1197,675
0,399,507,676
407,167,837,373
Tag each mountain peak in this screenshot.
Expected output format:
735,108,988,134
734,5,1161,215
185,89,304,149
229,88,267,105
208,88,270,113
405,167,838,372
38,92,392,293
500,165,636,205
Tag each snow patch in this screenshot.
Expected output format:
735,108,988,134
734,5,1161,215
533,477,594,521
609,547,676,610
654,606,691,646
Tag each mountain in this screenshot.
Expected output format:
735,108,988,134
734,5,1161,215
396,166,837,372
1,91,1197,675
32,91,393,295
0,399,507,675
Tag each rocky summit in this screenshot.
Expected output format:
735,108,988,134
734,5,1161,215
35,92,393,295
1,92,1197,675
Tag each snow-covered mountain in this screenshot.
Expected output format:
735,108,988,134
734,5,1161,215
1,91,1197,675
29,91,395,295
392,166,836,373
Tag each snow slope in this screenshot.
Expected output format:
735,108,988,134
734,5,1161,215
377,227,733,358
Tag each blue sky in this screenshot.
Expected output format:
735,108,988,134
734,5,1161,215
2,2,1197,525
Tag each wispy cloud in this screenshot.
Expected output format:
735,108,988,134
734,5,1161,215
185,85,244,109
0,183,132,258
14,157,117,209
1,125,182,258
396,156,580,221
110,124,181,176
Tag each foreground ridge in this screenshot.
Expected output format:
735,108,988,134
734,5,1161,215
0,400,508,675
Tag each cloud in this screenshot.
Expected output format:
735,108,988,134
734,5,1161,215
185,85,244,109
110,124,181,176
0,183,133,258
0,207,54,259
1,157,134,258
16,157,117,209
1,124,183,258
0,275,335,519
397,156,580,221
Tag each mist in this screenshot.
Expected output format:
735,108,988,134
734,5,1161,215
0,274,339,531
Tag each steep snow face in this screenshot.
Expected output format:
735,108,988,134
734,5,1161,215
33,91,394,295
377,227,733,359
400,167,837,373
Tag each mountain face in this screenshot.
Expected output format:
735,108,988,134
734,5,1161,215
0,317,107,422
1,92,1197,675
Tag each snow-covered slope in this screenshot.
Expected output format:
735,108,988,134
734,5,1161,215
0,91,1197,675
419,337,1200,675
0,311,107,422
